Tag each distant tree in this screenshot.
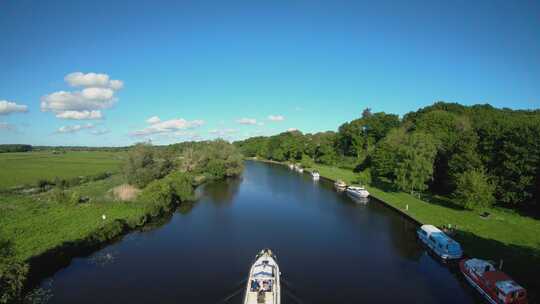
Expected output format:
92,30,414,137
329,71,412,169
454,169,495,210
0,144,32,153
362,107,372,118
337,112,400,159
123,143,173,188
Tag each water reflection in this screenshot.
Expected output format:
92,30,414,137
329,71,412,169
202,177,242,206
346,194,369,204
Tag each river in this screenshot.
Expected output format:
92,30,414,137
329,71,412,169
37,160,479,303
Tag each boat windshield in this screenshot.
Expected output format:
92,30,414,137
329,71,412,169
447,242,461,253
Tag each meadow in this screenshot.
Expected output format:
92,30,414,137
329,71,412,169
0,151,125,190
0,151,132,261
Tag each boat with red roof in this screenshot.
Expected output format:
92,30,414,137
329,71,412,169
459,258,527,304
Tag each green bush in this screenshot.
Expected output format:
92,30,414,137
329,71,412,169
48,187,67,203
0,239,28,304
35,179,52,189
454,169,495,210
166,172,195,202
123,144,173,188
69,191,82,205
356,169,372,185
300,155,314,169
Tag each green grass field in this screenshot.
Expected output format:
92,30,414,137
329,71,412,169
0,175,152,261
0,151,132,261
0,151,125,190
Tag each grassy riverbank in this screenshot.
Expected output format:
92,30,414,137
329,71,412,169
0,142,244,303
306,163,540,297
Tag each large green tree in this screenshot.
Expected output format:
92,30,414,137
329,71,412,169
393,132,437,194
454,169,495,210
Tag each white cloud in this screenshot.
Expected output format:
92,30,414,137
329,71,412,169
287,128,298,132
108,79,124,90
56,123,94,134
236,118,257,125
268,115,285,122
42,72,123,120
146,116,161,124
65,72,123,90
41,90,116,112
131,118,204,136
55,110,102,120
81,87,115,100
0,100,28,115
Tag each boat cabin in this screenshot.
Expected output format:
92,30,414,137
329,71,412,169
461,259,527,304
417,225,462,260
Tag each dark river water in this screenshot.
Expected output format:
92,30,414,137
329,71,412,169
38,161,479,303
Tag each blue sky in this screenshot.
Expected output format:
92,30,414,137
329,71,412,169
1,0,539,146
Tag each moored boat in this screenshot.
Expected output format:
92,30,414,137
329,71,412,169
334,180,347,191
311,170,320,180
294,164,304,173
346,185,370,198
460,258,527,304
244,249,281,304
417,225,462,260
288,163,294,170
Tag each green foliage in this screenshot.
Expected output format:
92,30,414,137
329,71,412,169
139,179,175,212
394,132,437,194
48,187,68,203
454,169,495,210
187,140,244,179
166,171,195,202
300,154,314,169
69,191,82,205
356,169,372,185
370,128,407,180
0,144,32,153
337,112,400,158
0,238,28,304
123,143,173,188
235,103,540,211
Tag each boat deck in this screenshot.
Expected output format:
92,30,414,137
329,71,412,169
245,291,275,304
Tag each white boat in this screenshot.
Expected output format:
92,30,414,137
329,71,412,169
417,225,463,260
346,185,370,198
311,170,320,180
334,180,347,191
288,163,294,170
244,249,281,304
294,164,303,173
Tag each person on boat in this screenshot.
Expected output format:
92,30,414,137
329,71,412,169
251,280,260,291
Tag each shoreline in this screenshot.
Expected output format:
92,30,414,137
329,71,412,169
22,192,192,294
246,158,540,301
246,158,423,226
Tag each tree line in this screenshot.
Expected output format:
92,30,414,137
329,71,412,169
0,144,32,153
235,102,540,212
